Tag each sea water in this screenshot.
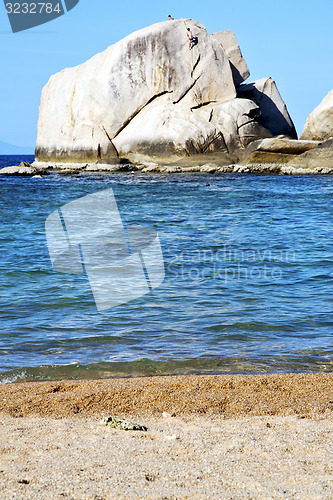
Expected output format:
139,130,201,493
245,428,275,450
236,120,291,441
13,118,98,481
0,155,332,382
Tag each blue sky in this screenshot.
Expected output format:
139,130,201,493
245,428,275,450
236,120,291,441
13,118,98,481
0,0,332,150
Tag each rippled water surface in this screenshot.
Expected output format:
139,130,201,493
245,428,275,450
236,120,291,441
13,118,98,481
1,155,332,382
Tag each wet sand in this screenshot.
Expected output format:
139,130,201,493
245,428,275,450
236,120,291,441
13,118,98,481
1,373,333,498
1,373,333,418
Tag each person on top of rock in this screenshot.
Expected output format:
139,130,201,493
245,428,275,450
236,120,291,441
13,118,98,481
168,15,174,20
187,28,198,49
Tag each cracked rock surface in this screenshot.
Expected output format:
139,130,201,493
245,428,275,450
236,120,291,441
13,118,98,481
36,18,295,164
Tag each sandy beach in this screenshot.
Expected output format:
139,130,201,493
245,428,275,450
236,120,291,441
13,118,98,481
1,373,333,498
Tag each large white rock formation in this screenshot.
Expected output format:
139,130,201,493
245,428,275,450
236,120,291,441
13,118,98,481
36,19,295,163
300,90,333,141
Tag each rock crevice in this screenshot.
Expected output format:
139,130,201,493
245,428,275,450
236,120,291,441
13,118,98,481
113,90,173,139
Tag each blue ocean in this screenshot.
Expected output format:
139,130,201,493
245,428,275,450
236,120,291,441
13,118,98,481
0,155,332,382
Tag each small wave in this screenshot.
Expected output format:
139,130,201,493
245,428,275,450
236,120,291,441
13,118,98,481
1,354,333,384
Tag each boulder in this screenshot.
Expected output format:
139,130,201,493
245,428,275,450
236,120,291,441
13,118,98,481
300,90,333,141
242,137,321,154
237,78,297,138
285,139,333,173
211,98,272,152
0,161,48,176
237,136,322,164
210,30,250,86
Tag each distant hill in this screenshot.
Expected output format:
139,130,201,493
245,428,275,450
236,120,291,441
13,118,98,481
0,141,34,155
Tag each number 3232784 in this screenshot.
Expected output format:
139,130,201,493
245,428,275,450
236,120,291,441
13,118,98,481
5,3,61,14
